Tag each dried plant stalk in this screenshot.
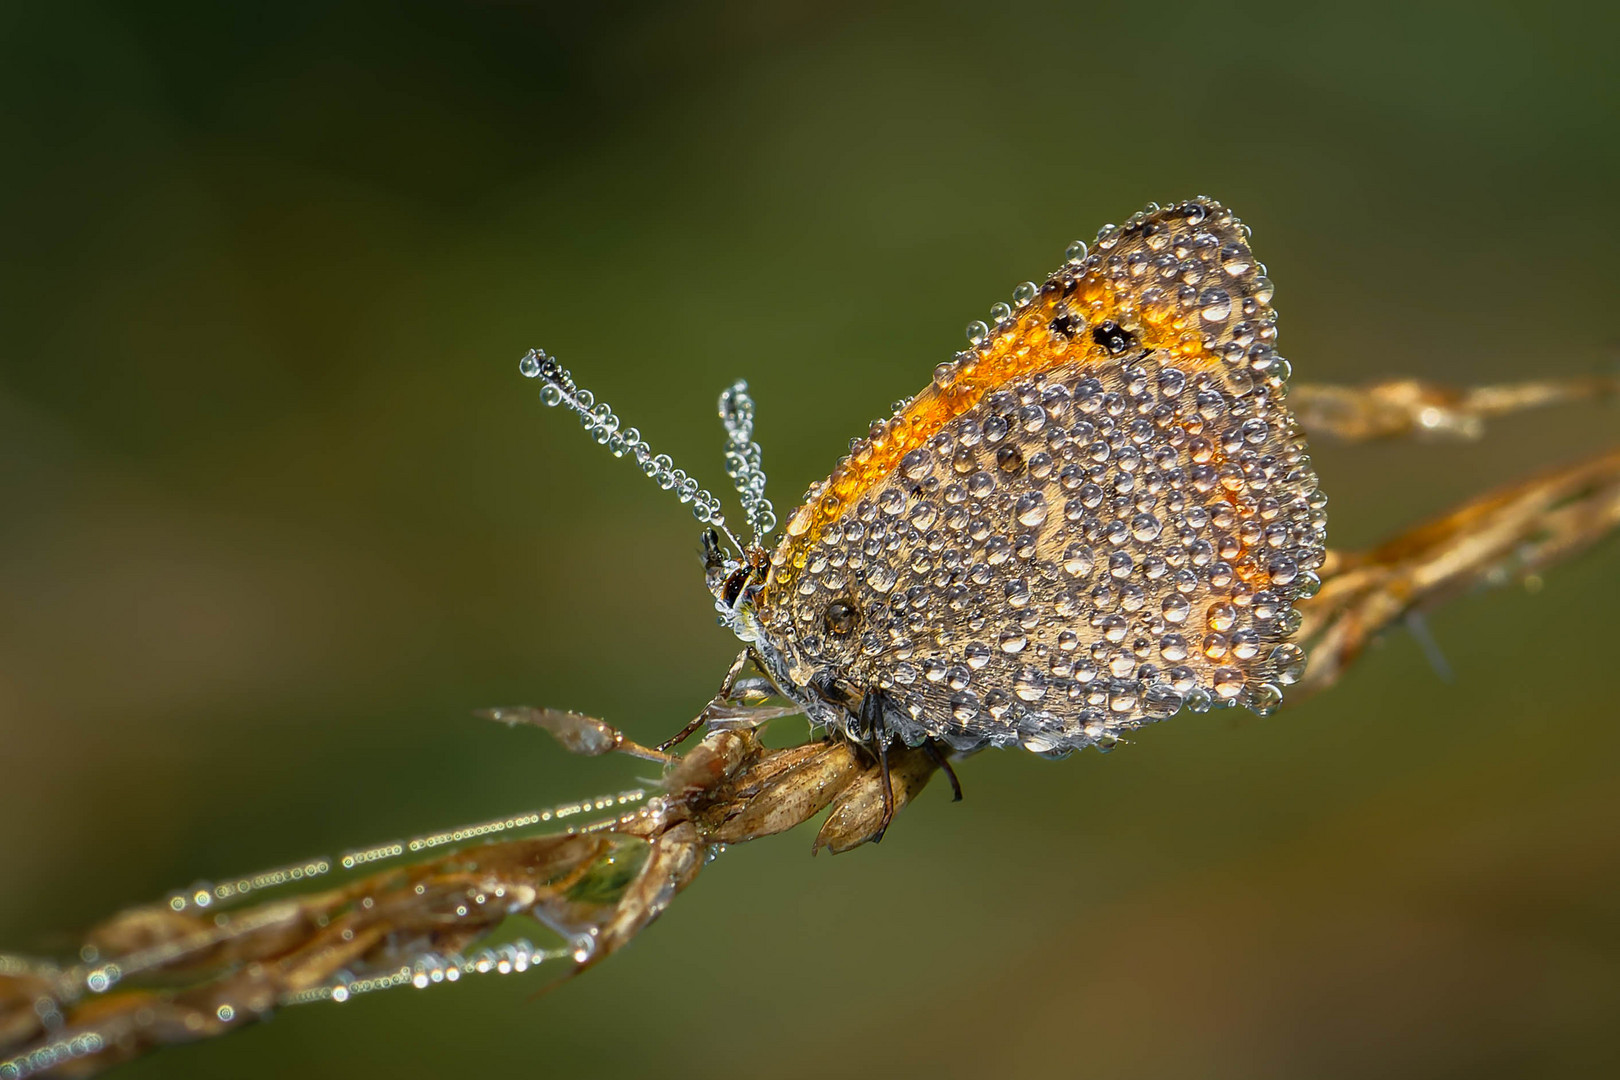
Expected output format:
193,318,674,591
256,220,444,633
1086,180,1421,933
1290,374,1617,442
1294,446,1620,699
0,729,936,1079
3,414,1617,1078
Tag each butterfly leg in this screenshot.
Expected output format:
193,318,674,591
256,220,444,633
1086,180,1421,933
655,715,708,754
921,740,963,802
859,690,897,843
653,649,750,751
656,649,808,752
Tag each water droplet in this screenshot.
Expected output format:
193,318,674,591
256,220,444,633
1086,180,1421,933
1206,601,1237,631
1142,683,1183,719
1198,288,1232,322
966,320,990,346
1212,667,1244,699
1230,629,1260,660
1219,243,1251,276
1062,543,1095,577
1268,555,1299,586
1247,683,1282,716
1015,492,1049,527
1004,577,1031,608
1270,642,1308,685
1014,667,1048,701
1130,513,1162,542
1108,686,1139,713
1160,632,1189,660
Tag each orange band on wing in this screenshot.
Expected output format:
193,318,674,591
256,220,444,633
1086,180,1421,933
765,269,1225,597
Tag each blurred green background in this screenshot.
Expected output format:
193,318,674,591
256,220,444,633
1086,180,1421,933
3,2,1618,1077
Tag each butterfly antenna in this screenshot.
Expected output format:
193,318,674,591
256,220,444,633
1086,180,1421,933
520,349,745,554
717,380,777,547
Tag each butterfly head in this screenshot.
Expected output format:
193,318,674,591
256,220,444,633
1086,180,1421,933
520,350,783,641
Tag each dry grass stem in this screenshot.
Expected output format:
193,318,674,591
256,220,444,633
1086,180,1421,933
1295,446,1620,699
0,728,934,1078
1291,374,1617,441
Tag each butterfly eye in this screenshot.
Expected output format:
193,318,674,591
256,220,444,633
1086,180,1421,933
823,600,858,636
1091,321,1137,354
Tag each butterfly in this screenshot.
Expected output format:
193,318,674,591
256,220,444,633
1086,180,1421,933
523,196,1324,835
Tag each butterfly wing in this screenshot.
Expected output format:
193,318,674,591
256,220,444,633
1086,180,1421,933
758,198,1324,754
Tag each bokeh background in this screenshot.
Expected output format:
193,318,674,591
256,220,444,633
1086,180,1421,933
4,2,1619,1077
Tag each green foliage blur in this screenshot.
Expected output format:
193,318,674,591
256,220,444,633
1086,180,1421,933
2,2,1618,1077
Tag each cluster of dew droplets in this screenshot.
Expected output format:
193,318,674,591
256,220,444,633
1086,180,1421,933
0,1032,106,1079
520,349,729,530
964,279,1047,356
718,380,777,543
762,198,1325,757
276,939,570,1010
940,247,1090,397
